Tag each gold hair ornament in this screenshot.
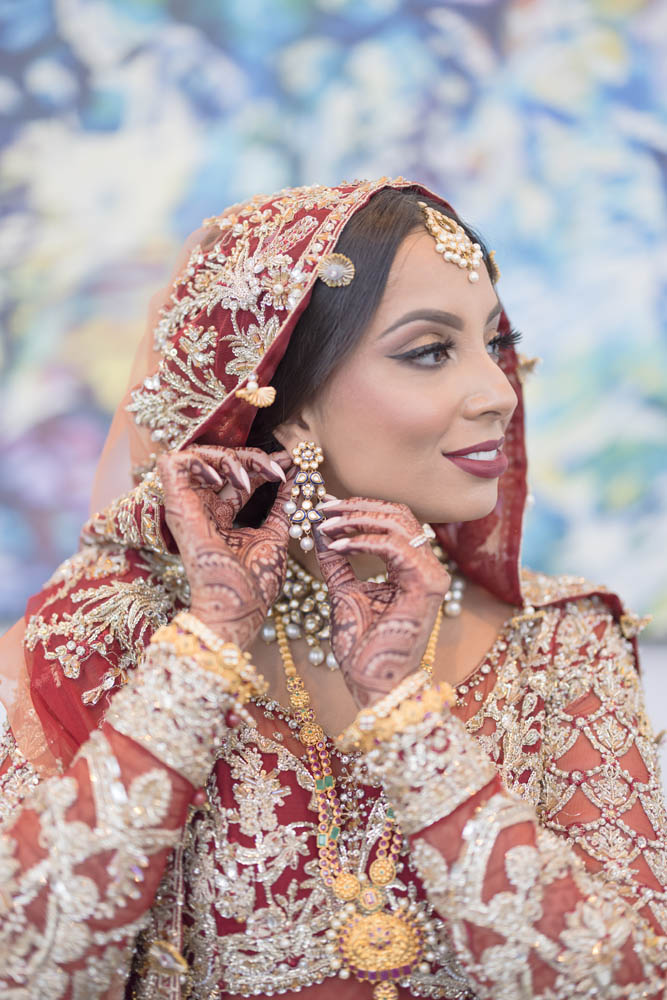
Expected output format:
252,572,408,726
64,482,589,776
418,202,490,284
487,249,500,284
317,253,355,287
235,372,276,407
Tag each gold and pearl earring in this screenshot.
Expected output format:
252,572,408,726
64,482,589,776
283,440,327,553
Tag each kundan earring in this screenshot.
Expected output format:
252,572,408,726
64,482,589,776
284,441,327,552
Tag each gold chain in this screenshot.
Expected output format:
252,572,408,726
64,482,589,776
273,603,446,998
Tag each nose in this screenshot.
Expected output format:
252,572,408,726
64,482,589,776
460,352,518,425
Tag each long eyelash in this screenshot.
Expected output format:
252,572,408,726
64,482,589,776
490,327,523,351
396,338,455,362
395,327,524,366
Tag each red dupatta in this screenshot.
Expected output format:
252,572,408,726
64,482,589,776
21,177,645,769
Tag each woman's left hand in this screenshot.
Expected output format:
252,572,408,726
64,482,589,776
314,498,450,708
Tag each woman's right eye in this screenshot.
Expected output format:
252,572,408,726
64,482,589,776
391,339,454,368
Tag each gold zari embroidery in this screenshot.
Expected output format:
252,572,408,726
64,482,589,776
0,719,40,828
152,614,267,703
127,179,412,450
24,544,186,704
130,590,667,999
411,800,667,998
362,708,497,836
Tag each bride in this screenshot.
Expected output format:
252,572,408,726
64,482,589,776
0,177,665,999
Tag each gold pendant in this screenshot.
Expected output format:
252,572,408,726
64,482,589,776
336,903,424,997
332,864,426,998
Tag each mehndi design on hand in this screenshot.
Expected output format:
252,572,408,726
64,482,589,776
158,446,295,648
314,497,449,707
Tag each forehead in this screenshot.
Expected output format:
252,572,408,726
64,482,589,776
373,228,498,326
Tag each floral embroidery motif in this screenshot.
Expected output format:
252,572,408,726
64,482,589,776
229,746,293,836
10,563,666,998
0,720,39,828
222,313,280,379
125,178,411,451
24,543,185,704
81,469,169,554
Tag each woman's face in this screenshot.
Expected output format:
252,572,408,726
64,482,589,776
276,228,518,525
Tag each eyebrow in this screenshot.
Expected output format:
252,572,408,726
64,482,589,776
378,301,502,339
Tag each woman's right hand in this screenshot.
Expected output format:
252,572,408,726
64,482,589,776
158,446,296,649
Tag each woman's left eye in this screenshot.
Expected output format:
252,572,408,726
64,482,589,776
487,327,523,359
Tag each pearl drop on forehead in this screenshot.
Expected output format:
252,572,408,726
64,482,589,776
418,201,497,285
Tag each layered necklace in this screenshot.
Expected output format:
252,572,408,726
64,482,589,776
261,539,466,671
265,544,464,999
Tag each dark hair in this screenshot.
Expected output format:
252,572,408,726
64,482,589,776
237,187,492,527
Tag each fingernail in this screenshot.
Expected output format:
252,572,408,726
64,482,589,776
193,460,223,488
318,500,340,510
203,463,223,488
239,466,251,492
312,525,328,552
270,460,287,483
319,516,342,531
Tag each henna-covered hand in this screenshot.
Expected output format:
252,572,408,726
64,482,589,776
158,446,296,649
314,499,450,709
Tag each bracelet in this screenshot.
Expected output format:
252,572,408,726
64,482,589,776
150,611,268,704
336,677,456,753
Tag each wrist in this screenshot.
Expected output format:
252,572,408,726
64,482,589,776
187,604,261,651
358,693,496,837
168,611,268,700
105,639,246,785
336,674,456,753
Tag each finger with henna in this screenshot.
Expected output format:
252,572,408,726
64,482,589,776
262,468,300,535
311,524,358,589
186,447,251,492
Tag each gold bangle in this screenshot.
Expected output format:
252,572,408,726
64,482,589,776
336,679,456,753
150,612,267,704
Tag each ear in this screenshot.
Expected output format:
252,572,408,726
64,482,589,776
272,408,316,454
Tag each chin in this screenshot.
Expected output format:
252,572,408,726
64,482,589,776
415,487,500,525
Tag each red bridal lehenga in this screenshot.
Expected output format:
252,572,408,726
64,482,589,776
0,179,666,1000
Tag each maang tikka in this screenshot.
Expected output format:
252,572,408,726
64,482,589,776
284,440,327,552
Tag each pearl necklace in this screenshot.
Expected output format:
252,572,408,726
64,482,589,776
261,540,466,671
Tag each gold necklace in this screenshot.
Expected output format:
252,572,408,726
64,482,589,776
273,606,443,999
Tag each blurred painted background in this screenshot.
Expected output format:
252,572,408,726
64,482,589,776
1,0,666,652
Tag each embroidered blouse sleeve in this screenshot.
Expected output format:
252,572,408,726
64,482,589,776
540,601,667,934
0,627,254,999
363,603,667,999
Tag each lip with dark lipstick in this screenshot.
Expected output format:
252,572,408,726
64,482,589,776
442,437,508,479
